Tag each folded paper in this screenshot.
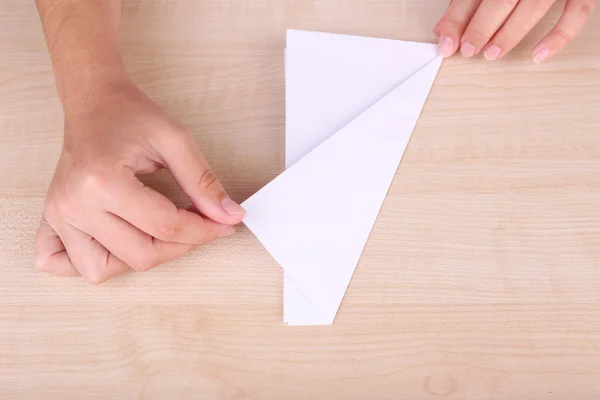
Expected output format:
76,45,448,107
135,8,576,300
241,29,443,325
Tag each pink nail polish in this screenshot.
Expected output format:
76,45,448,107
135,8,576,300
460,41,476,58
221,197,245,215
484,44,502,61
533,48,550,64
438,36,455,58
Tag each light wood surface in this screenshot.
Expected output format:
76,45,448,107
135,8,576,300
2,0,600,398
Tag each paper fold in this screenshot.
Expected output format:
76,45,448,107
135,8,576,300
242,30,443,325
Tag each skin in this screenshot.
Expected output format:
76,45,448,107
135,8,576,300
434,0,597,63
34,0,245,284
34,0,595,284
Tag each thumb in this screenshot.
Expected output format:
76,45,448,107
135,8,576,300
157,131,245,226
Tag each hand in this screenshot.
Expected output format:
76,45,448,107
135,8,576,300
434,0,596,63
34,81,245,284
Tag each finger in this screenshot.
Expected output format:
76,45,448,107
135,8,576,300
52,220,130,285
105,168,235,244
485,0,556,59
434,17,444,37
84,211,212,273
155,132,245,226
437,0,483,57
433,0,455,36
532,0,596,64
34,217,79,277
461,0,521,60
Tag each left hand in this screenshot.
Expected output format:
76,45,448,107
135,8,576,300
34,81,245,284
434,0,596,63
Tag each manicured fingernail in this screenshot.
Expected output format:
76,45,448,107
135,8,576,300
221,197,245,215
533,48,550,64
460,41,476,58
438,36,455,58
484,44,502,61
218,224,235,238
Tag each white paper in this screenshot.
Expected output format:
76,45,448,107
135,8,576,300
284,29,440,167
282,30,441,325
242,30,443,325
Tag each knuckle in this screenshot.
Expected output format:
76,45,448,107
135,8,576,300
441,18,464,35
555,28,575,43
80,250,111,285
43,202,61,221
48,185,78,220
463,27,489,46
85,270,109,286
130,252,158,272
154,224,178,242
79,168,112,195
55,195,81,221
576,0,595,17
81,262,110,285
198,168,219,191
80,262,110,285
34,253,51,272
489,29,511,49
53,168,111,221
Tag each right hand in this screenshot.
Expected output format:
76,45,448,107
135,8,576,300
34,81,245,284
434,0,596,62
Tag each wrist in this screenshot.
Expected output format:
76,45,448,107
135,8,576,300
61,64,132,118
36,0,127,115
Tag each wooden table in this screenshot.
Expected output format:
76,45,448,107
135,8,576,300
2,0,600,398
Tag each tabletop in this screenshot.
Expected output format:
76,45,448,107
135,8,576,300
2,0,600,399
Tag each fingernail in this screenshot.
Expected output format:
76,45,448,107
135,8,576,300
221,196,245,215
218,224,235,238
484,44,502,61
533,48,550,64
438,36,455,58
460,41,476,58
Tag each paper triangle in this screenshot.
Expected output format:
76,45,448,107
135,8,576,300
242,52,442,325
282,31,441,325
284,29,439,168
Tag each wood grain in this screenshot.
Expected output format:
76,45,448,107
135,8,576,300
1,0,600,398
